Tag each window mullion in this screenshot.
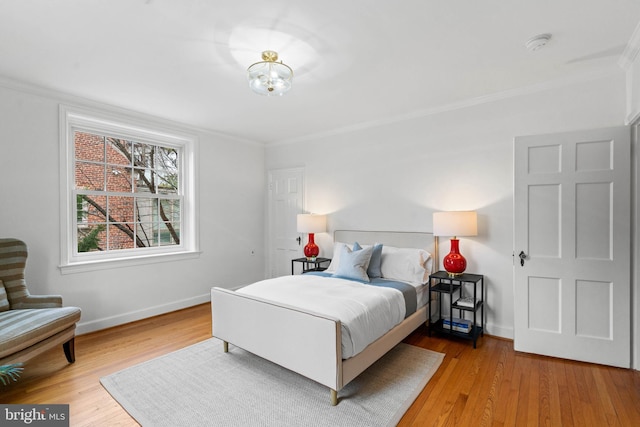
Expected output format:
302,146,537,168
105,193,110,251
102,136,107,192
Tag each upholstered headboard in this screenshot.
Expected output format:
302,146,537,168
333,230,438,269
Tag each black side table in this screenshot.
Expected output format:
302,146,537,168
291,257,331,275
427,271,484,348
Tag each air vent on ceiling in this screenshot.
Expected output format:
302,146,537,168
525,33,552,51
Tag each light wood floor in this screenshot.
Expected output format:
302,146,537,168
2,303,639,426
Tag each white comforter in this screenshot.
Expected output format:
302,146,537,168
237,274,406,358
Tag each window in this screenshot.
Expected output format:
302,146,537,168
60,106,198,272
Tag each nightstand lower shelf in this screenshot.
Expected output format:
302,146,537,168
430,319,483,346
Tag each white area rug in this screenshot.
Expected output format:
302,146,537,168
101,338,443,427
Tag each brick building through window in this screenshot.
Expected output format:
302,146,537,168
74,131,181,253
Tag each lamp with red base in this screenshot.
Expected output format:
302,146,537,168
296,214,327,261
433,211,478,277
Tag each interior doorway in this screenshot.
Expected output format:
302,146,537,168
267,167,305,278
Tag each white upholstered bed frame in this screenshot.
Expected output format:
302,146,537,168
211,230,436,405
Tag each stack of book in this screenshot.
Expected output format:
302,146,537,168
455,296,477,308
442,317,471,333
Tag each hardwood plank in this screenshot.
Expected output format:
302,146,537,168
552,358,575,426
456,337,498,426
2,303,639,427
565,361,589,427
591,367,620,426
514,355,533,426
493,342,518,426
601,367,640,425
477,339,509,426
537,359,554,426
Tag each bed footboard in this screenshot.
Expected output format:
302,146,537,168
211,287,343,398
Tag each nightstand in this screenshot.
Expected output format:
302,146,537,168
291,257,331,275
427,271,484,348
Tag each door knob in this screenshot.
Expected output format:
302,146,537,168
518,251,527,266
296,236,302,245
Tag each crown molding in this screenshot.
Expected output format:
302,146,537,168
0,75,263,147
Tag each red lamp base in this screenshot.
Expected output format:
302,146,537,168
304,233,319,260
443,238,466,277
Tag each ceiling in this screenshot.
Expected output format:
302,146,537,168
1,0,639,144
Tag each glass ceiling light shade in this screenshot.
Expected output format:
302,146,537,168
247,50,293,96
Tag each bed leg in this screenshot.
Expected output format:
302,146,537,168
223,341,229,353
330,389,338,406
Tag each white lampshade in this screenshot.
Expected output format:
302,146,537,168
433,211,477,237
297,214,326,233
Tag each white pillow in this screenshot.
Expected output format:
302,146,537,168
325,242,353,273
380,246,433,284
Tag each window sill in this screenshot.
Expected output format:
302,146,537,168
59,250,202,275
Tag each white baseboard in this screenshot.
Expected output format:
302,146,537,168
76,293,211,335
75,292,516,342
484,323,514,340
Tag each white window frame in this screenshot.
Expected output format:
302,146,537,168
59,105,199,274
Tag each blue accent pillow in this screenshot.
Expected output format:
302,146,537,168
333,245,374,282
353,242,383,279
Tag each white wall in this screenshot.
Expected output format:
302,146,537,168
0,70,633,351
265,72,629,339
0,81,266,334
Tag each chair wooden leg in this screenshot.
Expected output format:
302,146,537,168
63,337,76,363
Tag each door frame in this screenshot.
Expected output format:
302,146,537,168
632,124,639,371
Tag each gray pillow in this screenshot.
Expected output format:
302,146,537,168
353,242,383,279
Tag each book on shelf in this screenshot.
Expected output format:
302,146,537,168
442,317,471,333
455,296,478,308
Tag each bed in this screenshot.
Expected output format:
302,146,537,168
210,230,437,405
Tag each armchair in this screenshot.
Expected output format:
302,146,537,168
0,238,81,366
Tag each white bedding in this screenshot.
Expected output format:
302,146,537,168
237,274,406,358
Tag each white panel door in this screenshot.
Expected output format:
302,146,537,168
514,127,630,368
268,168,304,278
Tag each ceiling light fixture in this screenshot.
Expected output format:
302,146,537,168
525,33,552,52
247,50,293,96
